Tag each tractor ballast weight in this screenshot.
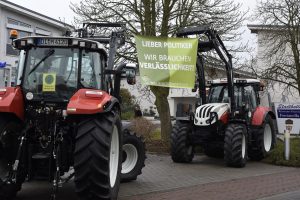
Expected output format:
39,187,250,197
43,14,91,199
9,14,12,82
0,22,144,200
171,25,276,167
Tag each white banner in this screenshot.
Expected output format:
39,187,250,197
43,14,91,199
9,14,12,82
274,102,300,134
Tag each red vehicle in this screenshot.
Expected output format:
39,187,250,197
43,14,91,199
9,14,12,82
0,23,145,200
171,26,276,167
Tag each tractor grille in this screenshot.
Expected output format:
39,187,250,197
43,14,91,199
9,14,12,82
197,105,214,118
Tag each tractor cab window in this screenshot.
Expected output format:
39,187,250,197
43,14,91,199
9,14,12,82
80,51,102,89
23,48,79,97
22,47,104,101
208,85,242,107
208,84,259,112
208,85,229,103
244,85,257,110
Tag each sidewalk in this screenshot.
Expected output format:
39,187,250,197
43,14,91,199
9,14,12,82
18,154,299,200
119,154,299,199
120,169,300,200
259,190,300,200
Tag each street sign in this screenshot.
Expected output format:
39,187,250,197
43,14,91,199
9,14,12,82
274,102,300,134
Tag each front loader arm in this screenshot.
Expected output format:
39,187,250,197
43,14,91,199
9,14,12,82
177,25,235,112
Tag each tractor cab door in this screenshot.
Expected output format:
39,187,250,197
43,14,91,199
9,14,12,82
242,85,258,120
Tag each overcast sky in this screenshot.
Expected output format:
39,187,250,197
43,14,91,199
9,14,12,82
9,0,259,58
10,0,258,24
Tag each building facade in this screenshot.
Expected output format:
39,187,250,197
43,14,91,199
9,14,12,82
0,0,72,87
248,24,300,103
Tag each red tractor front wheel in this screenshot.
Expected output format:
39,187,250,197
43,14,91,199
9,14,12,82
224,123,248,168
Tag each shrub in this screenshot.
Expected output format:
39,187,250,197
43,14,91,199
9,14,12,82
120,88,139,117
121,111,134,120
263,137,300,167
127,117,157,141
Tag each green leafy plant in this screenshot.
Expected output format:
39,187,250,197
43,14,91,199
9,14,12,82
120,88,140,120
121,111,134,120
263,137,300,167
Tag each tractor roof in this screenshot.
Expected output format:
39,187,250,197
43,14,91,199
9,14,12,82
13,36,107,54
209,78,260,85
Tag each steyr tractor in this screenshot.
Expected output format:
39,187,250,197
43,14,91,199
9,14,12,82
171,26,276,167
0,22,145,200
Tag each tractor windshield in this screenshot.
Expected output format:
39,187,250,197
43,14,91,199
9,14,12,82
22,48,103,101
208,85,242,107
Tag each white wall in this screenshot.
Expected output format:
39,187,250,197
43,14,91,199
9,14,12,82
255,30,300,103
0,6,68,87
120,76,156,114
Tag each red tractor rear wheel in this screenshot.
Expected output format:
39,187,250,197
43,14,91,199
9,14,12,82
249,115,275,161
121,130,146,182
74,113,122,200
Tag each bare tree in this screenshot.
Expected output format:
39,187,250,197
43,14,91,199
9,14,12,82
254,0,300,95
71,0,246,142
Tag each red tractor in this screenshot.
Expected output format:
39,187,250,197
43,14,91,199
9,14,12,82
171,26,276,167
0,23,145,200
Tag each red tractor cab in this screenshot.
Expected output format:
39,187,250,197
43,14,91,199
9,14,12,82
0,23,145,200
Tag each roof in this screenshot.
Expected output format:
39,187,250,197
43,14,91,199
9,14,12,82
247,24,288,34
14,36,106,52
210,78,260,84
207,64,257,79
0,0,73,30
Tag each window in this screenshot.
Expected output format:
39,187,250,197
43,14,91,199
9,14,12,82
7,18,31,28
80,51,102,89
244,85,257,110
208,85,242,107
23,48,79,99
36,27,51,36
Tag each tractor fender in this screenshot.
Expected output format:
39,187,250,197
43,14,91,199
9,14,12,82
0,87,24,120
67,89,113,115
103,96,120,113
251,106,275,126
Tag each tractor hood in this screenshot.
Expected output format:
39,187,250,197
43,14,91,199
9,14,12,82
194,103,229,126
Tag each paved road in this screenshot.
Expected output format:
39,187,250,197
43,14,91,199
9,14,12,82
16,154,300,200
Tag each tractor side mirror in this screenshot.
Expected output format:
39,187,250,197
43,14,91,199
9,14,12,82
259,80,266,91
259,85,264,91
124,63,136,85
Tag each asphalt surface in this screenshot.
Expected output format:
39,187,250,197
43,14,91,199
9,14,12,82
16,154,300,200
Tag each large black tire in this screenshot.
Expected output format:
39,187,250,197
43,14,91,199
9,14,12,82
224,123,247,168
171,122,194,163
121,130,146,182
249,115,276,161
203,142,224,158
74,113,122,200
0,117,26,200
